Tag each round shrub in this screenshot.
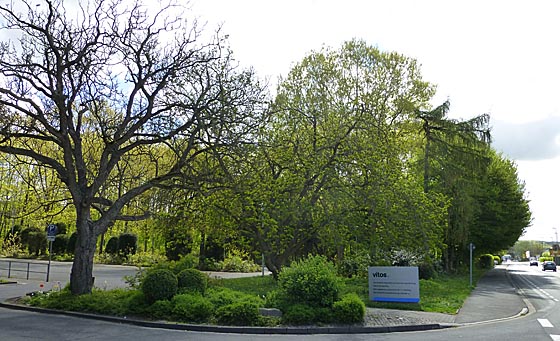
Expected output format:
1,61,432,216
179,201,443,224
278,255,342,307
215,301,261,326
282,304,317,325
105,236,119,255
171,293,214,323
177,268,208,294
478,254,495,269
332,293,365,324
118,233,137,257
141,269,178,304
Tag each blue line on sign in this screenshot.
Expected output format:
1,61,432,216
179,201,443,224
372,297,420,303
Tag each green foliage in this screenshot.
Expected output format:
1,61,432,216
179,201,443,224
282,304,317,325
171,254,198,273
148,299,174,319
51,234,69,255
278,255,342,308
221,252,260,272
55,222,67,235
332,293,366,324
28,288,141,316
118,233,138,257
141,269,178,304
164,229,192,261
177,268,208,294
215,301,261,326
171,293,214,323
20,227,47,256
105,236,119,255
418,263,436,280
1,232,24,257
478,254,495,269
337,252,371,278
493,255,501,265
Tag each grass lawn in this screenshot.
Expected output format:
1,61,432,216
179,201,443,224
218,269,485,314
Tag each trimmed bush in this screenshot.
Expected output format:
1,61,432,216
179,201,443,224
141,269,178,304
478,254,494,269
206,287,262,309
148,299,174,319
118,233,137,257
282,304,316,325
278,255,342,307
177,268,208,294
105,236,119,255
51,234,69,255
171,293,214,323
215,301,261,326
332,293,366,324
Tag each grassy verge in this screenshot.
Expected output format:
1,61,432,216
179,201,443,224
217,269,485,314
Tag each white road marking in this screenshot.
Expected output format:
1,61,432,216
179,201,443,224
550,335,560,341
539,319,554,328
515,274,560,302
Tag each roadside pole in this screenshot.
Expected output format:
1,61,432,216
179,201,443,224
469,243,475,287
46,224,57,282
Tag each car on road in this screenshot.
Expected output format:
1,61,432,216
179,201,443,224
530,257,538,266
542,261,557,272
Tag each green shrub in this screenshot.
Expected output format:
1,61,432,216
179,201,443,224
105,236,119,255
171,293,214,323
148,299,174,319
141,269,178,304
478,254,494,269
171,254,199,274
418,263,435,280
332,293,365,324
282,303,316,325
337,252,371,278
118,233,137,257
206,287,263,311
215,301,261,326
177,268,208,294
51,234,69,255
278,255,342,307
20,227,47,256
55,222,68,235
493,255,501,265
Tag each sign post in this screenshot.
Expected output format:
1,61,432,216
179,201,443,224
46,224,57,282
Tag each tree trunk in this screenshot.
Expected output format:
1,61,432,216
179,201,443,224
70,215,98,295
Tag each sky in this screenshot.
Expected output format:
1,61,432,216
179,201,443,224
190,0,560,242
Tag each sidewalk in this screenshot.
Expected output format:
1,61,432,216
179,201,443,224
363,264,528,328
0,265,528,334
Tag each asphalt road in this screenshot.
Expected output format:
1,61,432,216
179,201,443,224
3,260,560,340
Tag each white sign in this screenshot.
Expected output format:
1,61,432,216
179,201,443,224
368,266,420,303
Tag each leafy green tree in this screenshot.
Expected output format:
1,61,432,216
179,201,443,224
471,151,532,254
415,101,492,270
0,0,267,294
220,40,443,277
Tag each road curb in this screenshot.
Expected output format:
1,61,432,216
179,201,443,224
0,299,451,335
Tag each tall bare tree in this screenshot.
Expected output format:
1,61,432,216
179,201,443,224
0,0,267,294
